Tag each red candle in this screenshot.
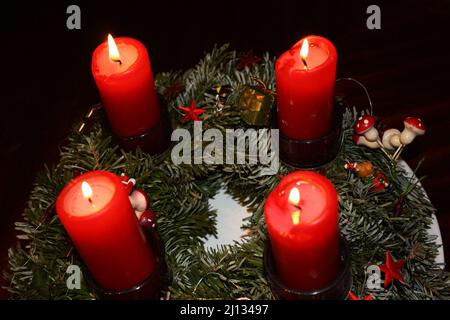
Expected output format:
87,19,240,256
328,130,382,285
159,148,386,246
276,35,337,140
92,35,160,137
56,171,156,290
264,171,340,290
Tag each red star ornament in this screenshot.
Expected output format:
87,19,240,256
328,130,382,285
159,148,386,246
163,80,184,98
179,101,206,123
348,291,373,300
236,51,262,70
379,250,406,288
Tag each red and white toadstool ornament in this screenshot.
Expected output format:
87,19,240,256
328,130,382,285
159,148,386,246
354,115,427,162
353,134,379,149
393,117,426,160
400,117,426,145
381,128,402,151
354,115,379,142
354,116,393,159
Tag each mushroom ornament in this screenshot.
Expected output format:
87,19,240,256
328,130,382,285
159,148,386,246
382,128,402,151
400,117,426,144
353,115,426,162
354,115,379,142
353,134,379,149
393,117,426,160
353,115,391,159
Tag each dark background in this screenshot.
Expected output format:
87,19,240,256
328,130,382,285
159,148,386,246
1,0,449,298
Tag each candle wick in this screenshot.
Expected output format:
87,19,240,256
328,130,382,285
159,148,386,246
302,58,308,71
118,59,122,65
87,197,96,208
293,203,302,211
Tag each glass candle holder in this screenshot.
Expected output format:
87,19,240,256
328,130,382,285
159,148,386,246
83,224,172,300
264,235,352,300
278,100,344,169
114,95,172,156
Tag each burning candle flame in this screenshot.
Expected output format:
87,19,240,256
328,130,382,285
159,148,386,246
300,38,309,70
291,211,300,226
288,187,300,205
289,187,301,225
107,34,121,64
81,181,93,203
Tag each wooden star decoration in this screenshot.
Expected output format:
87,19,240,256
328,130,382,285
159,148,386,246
379,250,406,288
348,291,373,300
179,101,206,123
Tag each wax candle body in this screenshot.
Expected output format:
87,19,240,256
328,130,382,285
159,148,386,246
264,171,340,290
92,37,160,137
56,171,155,290
276,36,337,140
